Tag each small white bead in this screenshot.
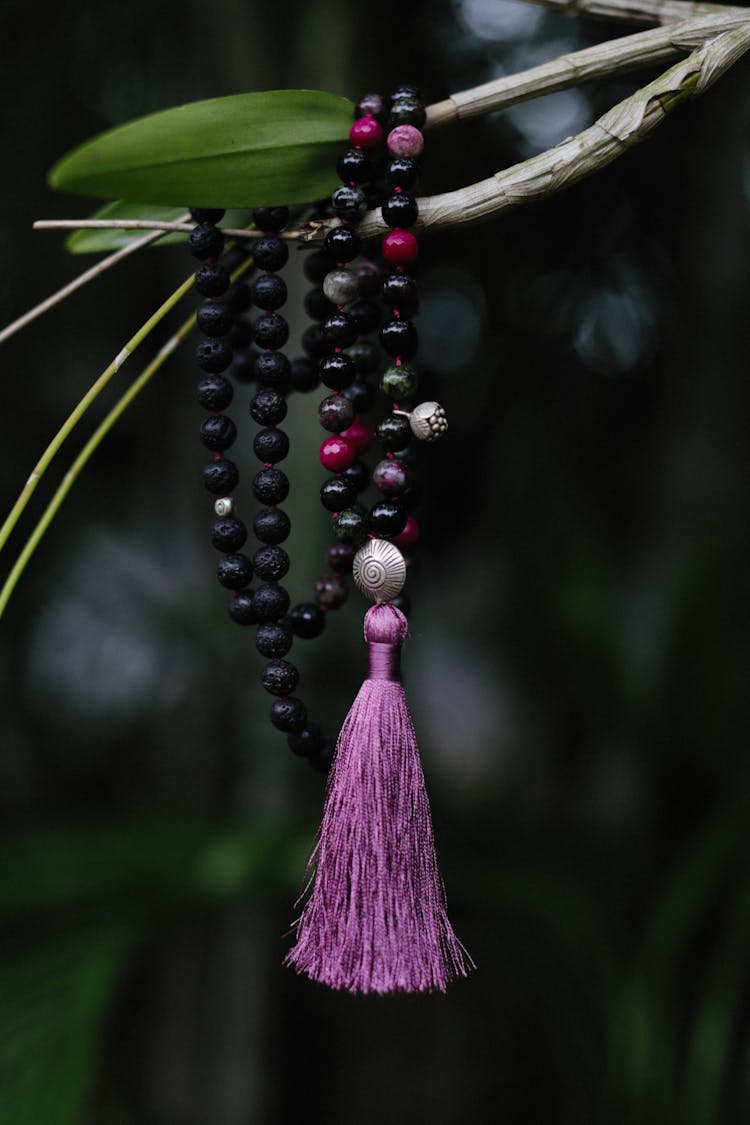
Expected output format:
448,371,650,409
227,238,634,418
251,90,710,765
323,268,360,307
214,497,234,517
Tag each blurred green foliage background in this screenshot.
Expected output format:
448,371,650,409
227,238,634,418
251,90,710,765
2,0,750,1122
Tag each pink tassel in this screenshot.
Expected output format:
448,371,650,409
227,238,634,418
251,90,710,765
285,603,474,994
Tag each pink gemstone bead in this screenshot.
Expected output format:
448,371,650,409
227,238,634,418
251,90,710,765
320,435,356,471
392,515,420,548
341,419,372,453
382,229,419,265
349,115,383,149
387,125,424,158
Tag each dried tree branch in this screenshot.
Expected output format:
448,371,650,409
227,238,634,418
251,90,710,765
521,0,738,28
32,220,299,241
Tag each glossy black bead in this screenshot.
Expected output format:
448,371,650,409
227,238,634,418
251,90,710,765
202,457,239,494
252,467,289,504
314,572,349,607
303,250,333,284
324,225,361,262
270,696,307,733
380,318,418,358
290,356,319,392
228,591,258,626
252,235,288,271
253,545,290,581
302,323,331,360
196,339,232,373
288,721,326,757
252,582,290,622
253,506,291,545
391,83,421,101
375,413,412,452
382,272,420,315
304,287,336,321
324,312,358,348
355,91,387,122
199,414,236,451
190,207,225,225
320,476,356,512
254,351,291,392
319,393,355,433
386,156,419,191
331,186,367,221
357,260,382,297
336,149,372,188
382,193,419,229
211,516,247,552
253,312,289,350
320,352,356,391
255,619,292,658
253,427,289,464
347,300,381,335
252,206,289,232
197,374,233,411
342,379,376,414
388,96,426,129
228,319,254,349
291,602,326,639
341,459,370,494
250,388,287,426
195,263,230,297
188,225,224,260
368,501,407,537
197,300,233,338
251,272,287,311
217,553,253,590
328,543,355,574
262,659,298,696
332,508,367,545
346,339,379,375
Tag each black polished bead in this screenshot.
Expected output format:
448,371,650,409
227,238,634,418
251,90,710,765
252,206,289,232
332,508,367,545
217,553,253,590
388,97,426,129
391,83,421,101
342,379,376,414
253,506,291,545
381,318,418,358
324,312,358,348
197,374,233,411
347,300,381,335
319,393,355,433
250,388,287,426
288,721,326,757
287,357,317,394
196,339,232,373
331,186,367,221
355,91,388,122
291,602,326,639
252,582,290,622
228,590,258,626
368,500,407,537
211,516,248,552
190,207,225,225
382,193,419,229
202,457,239,495
256,619,293,658
382,272,420,315
253,545,290,581
320,351,356,390
262,659,298,696
386,156,419,191
228,320,254,349
270,696,307,733
376,418,410,456
357,260,382,297
199,414,236,451
253,312,289,350
341,459,370,494
336,149,372,187
188,225,224,260
252,467,289,504
253,427,289,464
254,351,291,392
320,476,356,512
315,572,349,608
302,323,331,360
303,250,333,284
324,225,362,262
390,592,411,617
197,300,233,338
328,543,355,574
251,273,287,311
346,339,380,375
252,235,288,271
195,263,230,297
304,287,336,321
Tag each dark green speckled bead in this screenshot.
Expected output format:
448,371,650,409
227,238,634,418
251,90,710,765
381,363,418,400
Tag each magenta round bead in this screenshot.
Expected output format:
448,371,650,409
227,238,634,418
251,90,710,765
320,434,356,471
387,125,424,158
349,115,383,149
382,229,419,265
341,419,372,453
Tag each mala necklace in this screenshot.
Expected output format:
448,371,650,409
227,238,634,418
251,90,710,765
191,85,472,993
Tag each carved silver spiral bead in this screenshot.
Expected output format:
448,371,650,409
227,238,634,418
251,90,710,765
353,538,406,603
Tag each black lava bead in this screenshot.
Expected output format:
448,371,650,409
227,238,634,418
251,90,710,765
197,300,233,338
262,659,299,696
253,545,290,581
253,312,289,350
252,582,290,622
303,250,333,284
314,573,349,608
250,388,287,426
197,375,233,411
291,602,326,639
320,352,356,391
251,273,287,311
382,193,419,229
202,457,239,494
211,516,248,552
270,696,307,733
382,272,420,315
252,235,289,271
333,508,367,545
355,91,387,122
228,591,258,626
342,379,376,414
319,393,355,433
254,351,291,392
302,324,331,360
190,207,225,225
189,225,224,260
346,339,379,375
199,414,236,452
290,356,319,392
324,313,358,348
341,459,370,494
320,476,357,512
368,501,407,537
388,97,426,129
256,620,293,658
217,553,253,589
376,413,411,451
253,506,291,545
331,186,367,221
196,339,232,373
195,263,230,297
347,300,381,334
304,287,336,321
253,427,289,464
324,225,361,262
288,721,326,757
380,318,418,358
252,206,289,232
328,543,355,574
252,467,289,504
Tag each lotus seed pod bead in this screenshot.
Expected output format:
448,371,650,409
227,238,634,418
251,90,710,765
392,514,421,548
332,508,367,545
253,507,291,545
195,263,230,297
251,273,287,311
340,419,372,453
409,400,449,441
203,457,239,495
197,374,234,411
288,722,327,757
320,476,357,512
252,467,289,504
214,496,234,517
355,92,388,123
320,434,356,472
382,193,419,229
349,115,383,148
252,582,291,622
256,620,293,657
262,659,299,696
190,207,225,225
387,125,424,158
252,235,288,271
319,394,355,433
253,545,290,581
270,696,308,734
382,229,419,265
229,591,258,626
372,458,411,496
381,363,418,399
315,573,349,609
216,553,253,590
323,269,359,306
291,602,326,639
328,543,356,574
250,388,287,426
331,186,367,221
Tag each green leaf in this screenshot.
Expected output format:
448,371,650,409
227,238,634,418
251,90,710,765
49,89,353,208
65,201,252,254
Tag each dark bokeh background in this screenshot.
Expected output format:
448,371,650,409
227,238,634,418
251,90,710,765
2,0,750,1122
